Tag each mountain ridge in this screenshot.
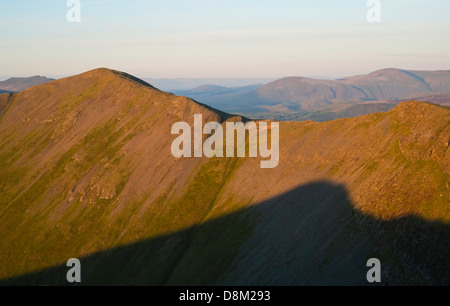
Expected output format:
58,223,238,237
0,68,448,285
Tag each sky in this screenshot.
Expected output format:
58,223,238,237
1,0,450,79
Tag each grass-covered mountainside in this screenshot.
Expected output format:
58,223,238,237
0,69,448,285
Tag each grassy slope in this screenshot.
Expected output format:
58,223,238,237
0,69,240,279
0,69,448,285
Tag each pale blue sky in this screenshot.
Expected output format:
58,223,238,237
0,0,449,78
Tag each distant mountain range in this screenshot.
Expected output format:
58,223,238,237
0,76,54,92
0,75,272,94
0,68,448,285
172,84,264,107
143,77,276,91
256,69,450,110
3,69,450,123
172,68,450,121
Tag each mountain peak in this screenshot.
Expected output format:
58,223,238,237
4,68,237,134
391,100,450,120
393,100,449,112
73,68,158,90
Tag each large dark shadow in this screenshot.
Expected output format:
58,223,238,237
1,181,448,286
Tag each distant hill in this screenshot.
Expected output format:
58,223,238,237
181,69,450,120
0,90,14,94
171,83,263,105
0,76,54,92
143,77,276,91
0,68,448,285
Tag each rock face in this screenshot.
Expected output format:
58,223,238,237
0,68,448,285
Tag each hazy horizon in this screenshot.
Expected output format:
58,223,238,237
1,67,449,84
0,73,342,82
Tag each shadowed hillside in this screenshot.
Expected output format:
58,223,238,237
1,181,448,286
0,69,448,286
